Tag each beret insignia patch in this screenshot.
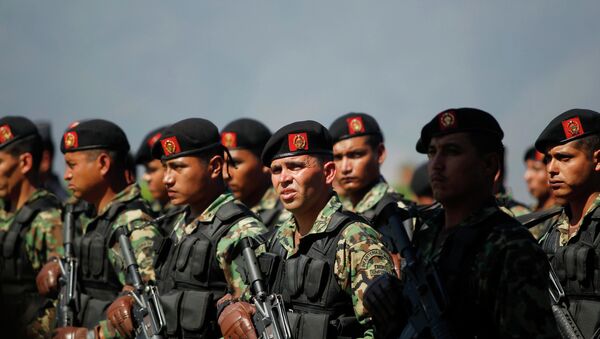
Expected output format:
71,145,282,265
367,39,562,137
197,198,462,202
161,136,181,156
346,116,365,135
438,111,457,130
534,151,545,162
147,132,162,148
0,125,14,144
562,117,584,139
68,121,80,129
288,133,308,151
63,131,78,149
221,132,237,148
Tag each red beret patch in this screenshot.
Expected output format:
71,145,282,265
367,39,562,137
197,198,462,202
346,117,365,135
288,133,308,151
0,125,14,144
561,117,584,140
63,131,78,149
161,136,181,156
221,132,237,148
147,132,162,148
534,151,545,162
438,111,457,130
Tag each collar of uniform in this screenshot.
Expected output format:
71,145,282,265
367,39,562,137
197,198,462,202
351,177,391,213
251,187,278,214
556,194,600,245
97,183,141,217
277,194,341,256
194,192,235,224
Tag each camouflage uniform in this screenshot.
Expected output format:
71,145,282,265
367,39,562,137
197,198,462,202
154,192,267,338
0,189,62,336
340,177,411,213
150,199,180,235
496,191,531,217
412,200,558,337
250,186,290,229
258,194,394,339
539,194,600,337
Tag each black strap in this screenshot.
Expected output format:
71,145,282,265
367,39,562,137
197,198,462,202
516,206,563,229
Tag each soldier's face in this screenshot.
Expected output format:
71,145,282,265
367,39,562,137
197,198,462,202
223,149,269,205
63,151,104,202
524,159,552,201
332,136,383,195
143,159,168,203
0,151,23,199
162,156,212,206
427,133,496,205
270,155,336,215
545,141,600,204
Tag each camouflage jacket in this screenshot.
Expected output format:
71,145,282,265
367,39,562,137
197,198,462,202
94,184,160,339
496,191,531,217
170,192,267,298
540,194,600,246
413,200,557,337
340,176,411,214
265,194,394,339
250,186,291,228
0,189,63,271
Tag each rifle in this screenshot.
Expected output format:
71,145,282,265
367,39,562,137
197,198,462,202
56,204,79,327
239,237,292,339
548,264,584,338
115,226,166,339
396,207,453,339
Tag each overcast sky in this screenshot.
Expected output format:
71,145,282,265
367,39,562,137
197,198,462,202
2,1,600,204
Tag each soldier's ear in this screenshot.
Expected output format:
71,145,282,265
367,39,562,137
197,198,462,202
208,155,224,179
97,152,112,176
376,143,386,165
593,149,600,172
18,152,34,175
483,152,500,178
323,160,336,185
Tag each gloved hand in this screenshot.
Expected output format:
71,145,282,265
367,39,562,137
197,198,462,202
52,326,94,339
36,259,62,298
218,301,258,339
106,294,135,338
363,273,408,338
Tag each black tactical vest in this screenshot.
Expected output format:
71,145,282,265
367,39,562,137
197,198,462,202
154,200,255,338
75,199,149,301
0,194,61,297
262,210,366,338
360,192,411,253
256,200,284,230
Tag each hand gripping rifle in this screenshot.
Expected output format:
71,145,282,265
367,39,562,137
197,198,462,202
56,204,79,327
115,226,166,339
240,237,292,339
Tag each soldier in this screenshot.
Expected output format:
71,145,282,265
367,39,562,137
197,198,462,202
329,112,412,275
0,116,63,336
364,108,558,337
105,118,267,338
35,121,69,202
523,146,556,212
217,120,394,338
534,109,600,337
134,125,180,234
221,118,289,229
35,119,159,339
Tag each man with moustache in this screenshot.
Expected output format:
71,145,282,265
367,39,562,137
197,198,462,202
364,108,557,338
217,120,394,339
35,119,159,339
105,118,267,338
0,116,63,337
534,109,600,337
221,118,289,229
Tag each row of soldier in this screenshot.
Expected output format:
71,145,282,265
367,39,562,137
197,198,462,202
0,108,597,338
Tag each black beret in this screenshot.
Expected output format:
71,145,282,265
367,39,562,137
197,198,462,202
416,108,503,153
60,119,130,153
329,112,383,143
220,118,271,153
410,162,432,197
152,118,221,161
535,109,600,152
523,146,545,162
261,120,333,166
0,116,42,150
135,126,167,164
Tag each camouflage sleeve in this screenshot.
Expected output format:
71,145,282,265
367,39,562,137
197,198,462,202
25,207,63,271
216,216,267,299
335,221,395,339
489,232,558,338
108,209,160,285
